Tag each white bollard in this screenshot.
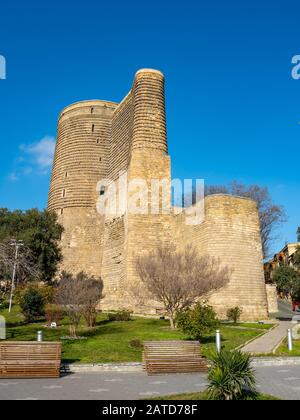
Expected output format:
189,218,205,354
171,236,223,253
37,330,43,342
287,329,293,351
0,316,5,340
216,330,221,353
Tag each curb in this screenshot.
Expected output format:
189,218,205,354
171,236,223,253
62,357,300,373
252,357,300,367
62,362,143,373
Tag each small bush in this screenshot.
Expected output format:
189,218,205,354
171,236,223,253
227,307,243,324
129,339,143,349
176,303,219,340
19,287,45,323
15,283,55,306
108,310,132,322
45,304,64,326
0,301,9,310
207,350,257,400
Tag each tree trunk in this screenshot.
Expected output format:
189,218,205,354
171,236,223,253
69,324,77,338
169,315,175,329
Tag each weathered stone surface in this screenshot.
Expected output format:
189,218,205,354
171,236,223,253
266,284,279,314
48,69,269,321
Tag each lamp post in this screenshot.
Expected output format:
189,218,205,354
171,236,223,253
8,240,23,313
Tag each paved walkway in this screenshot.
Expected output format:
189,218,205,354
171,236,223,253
271,299,295,320
1,365,300,400
241,321,293,354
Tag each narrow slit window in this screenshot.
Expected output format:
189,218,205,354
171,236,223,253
62,189,66,198
60,208,64,215
91,107,94,114
92,124,95,132
99,186,105,196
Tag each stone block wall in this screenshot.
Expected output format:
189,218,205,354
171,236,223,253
266,284,279,313
181,195,269,320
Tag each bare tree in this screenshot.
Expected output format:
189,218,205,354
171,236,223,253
204,181,285,259
0,241,40,303
135,244,230,329
55,271,104,337
77,272,105,327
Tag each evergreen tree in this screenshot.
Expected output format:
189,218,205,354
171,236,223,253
0,208,63,283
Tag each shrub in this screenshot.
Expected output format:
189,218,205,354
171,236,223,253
45,304,64,326
19,287,45,323
176,303,219,340
0,300,9,310
82,307,98,328
227,307,243,324
207,350,257,400
15,283,55,306
108,310,132,322
55,271,105,336
40,284,55,304
129,339,143,349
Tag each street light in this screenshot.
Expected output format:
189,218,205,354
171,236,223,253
8,239,23,313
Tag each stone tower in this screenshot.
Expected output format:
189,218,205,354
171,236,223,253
48,69,269,320
48,100,117,277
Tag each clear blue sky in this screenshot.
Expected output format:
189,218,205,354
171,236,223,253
0,0,299,254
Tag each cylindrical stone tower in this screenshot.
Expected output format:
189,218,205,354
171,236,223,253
132,69,168,153
48,99,117,277
200,195,269,320
125,69,173,312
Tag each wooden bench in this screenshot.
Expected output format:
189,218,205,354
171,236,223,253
0,342,62,378
143,341,208,375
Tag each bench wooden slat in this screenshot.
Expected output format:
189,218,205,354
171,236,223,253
143,341,208,375
0,342,62,378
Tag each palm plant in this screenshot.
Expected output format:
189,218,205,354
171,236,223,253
207,349,257,400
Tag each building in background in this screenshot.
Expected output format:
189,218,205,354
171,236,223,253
265,243,300,283
264,243,300,313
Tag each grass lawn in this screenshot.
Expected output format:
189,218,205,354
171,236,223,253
150,391,280,400
224,322,273,330
1,305,273,364
276,338,300,356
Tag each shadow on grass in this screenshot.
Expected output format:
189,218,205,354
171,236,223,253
81,324,127,338
95,319,111,327
61,358,81,364
200,335,218,345
6,320,28,328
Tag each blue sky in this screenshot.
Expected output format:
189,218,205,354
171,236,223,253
0,0,299,254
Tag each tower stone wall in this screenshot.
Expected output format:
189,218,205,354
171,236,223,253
178,195,268,319
48,69,269,320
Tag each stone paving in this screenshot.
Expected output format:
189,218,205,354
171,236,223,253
0,365,300,400
241,321,293,354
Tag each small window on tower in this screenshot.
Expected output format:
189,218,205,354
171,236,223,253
92,124,95,132
61,208,64,215
99,186,105,196
99,157,102,162
97,138,100,144
91,107,94,114
62,189,66,198
65,172,68,178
